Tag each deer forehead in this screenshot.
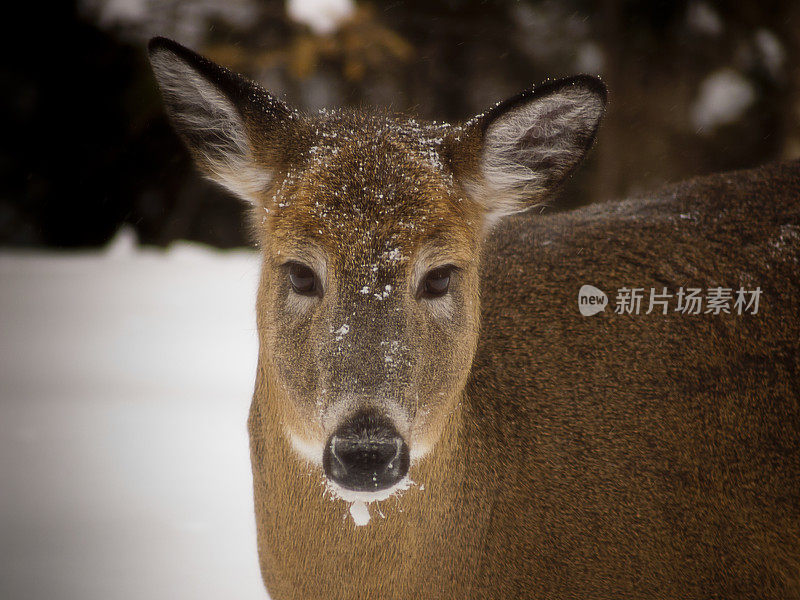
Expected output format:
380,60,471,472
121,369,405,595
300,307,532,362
263,116,482,275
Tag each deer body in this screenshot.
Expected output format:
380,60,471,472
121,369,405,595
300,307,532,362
469,160,800,598
250,160,800,599
149,38,800,599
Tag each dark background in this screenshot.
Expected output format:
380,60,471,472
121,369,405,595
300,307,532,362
3,0,799,249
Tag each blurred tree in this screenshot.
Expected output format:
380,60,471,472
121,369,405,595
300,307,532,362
1,0,798,248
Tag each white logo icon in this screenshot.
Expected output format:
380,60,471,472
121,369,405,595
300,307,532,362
578,285,608,316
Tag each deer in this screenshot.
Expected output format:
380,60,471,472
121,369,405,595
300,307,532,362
148,37,800,599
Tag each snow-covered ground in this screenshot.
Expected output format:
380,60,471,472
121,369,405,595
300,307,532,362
0,232,267,600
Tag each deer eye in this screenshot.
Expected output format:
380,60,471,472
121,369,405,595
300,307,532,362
288,263,319,296
421,266,453,298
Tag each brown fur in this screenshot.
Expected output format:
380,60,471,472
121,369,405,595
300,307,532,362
249,161,800,599
147,38,800,599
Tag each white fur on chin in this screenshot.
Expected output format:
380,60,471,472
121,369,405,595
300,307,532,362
325,476,415,504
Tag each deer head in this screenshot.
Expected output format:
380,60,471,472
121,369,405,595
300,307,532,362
149,37,606,500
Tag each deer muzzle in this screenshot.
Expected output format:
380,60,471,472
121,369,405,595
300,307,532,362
322,410,410,492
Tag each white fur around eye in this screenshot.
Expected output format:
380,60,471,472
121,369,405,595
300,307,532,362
281,257,326,313
421,294,455,320
285,290,317,314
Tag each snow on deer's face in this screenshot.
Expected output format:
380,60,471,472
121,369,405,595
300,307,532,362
255,111,483,485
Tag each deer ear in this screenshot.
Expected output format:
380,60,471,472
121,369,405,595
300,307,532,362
148,37,301,204
444,75,607,225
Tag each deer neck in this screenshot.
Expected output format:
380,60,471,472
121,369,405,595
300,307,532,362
249,365,492,597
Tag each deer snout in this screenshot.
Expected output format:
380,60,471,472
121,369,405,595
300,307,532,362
323,410,410,492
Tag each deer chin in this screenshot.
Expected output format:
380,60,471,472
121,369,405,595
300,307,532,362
325,475,416,504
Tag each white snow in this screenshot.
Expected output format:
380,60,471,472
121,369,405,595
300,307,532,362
0,234,267,600
690,69,755,133
686,2,723,36
754,29,785,80
326,475,415,505
386,248,402,262
574,41,604,75
324,472,418,526
78,0,262,45
286,0,355,35
333,323,350,341
93,0,148,26
372,284,393,301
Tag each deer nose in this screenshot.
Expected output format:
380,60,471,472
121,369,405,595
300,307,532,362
323,411,410,492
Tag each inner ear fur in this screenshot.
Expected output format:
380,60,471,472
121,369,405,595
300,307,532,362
442,75,607,224
148,36,308,204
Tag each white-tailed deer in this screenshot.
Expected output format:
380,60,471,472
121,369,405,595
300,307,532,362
149,37,800,599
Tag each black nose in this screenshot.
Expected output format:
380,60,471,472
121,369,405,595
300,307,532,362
323,411,410,492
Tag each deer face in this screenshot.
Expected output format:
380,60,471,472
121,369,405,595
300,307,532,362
149,38,606,499
257,113,483,497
